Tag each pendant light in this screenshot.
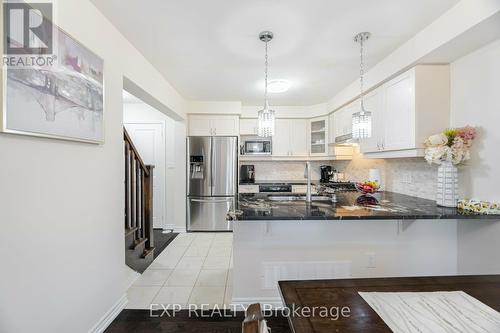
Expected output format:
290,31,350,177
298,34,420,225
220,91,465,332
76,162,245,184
352,32,372,140
257,31,275,137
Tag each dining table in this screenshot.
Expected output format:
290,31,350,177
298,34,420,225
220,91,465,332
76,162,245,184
278,275,500,333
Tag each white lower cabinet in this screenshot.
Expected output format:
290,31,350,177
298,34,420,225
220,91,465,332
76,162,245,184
238,185,259,194
188,115,239,136
292,185,318,194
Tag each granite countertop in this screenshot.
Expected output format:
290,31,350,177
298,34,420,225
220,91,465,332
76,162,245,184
239,180,322,185
228,191,500,221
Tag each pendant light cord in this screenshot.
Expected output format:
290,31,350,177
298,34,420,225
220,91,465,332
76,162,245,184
359,36,365,114
264,40,269,107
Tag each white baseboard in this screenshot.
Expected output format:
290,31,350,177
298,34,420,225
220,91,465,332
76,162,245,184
174,226,187,233
163,224,175,231
231,297,283,310
88,294,128,333
125,269,141,288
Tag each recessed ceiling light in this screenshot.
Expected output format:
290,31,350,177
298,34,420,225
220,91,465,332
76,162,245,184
267,79,291,93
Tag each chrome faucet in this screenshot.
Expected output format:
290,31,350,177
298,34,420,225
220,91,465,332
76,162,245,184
304,161,312,202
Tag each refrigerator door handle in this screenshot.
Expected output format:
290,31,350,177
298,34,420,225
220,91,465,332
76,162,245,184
210,137,215,195
190,198,233,203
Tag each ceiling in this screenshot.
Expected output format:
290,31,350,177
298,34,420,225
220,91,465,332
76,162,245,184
92,0,459,106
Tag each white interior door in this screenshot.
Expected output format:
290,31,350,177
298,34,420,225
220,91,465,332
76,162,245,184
124,123,166,229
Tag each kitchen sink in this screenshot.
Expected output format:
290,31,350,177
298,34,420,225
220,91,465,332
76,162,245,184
267,195,333,202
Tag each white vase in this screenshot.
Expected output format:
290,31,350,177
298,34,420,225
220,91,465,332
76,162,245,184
436,161,459,207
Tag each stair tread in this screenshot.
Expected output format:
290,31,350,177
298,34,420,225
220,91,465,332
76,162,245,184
130,238,148,250
141,247,155,259
125,227,138,236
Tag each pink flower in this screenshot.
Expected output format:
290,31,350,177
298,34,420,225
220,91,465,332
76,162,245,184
457,126,476,146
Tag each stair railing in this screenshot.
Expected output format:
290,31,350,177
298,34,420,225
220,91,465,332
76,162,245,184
124,128,154,254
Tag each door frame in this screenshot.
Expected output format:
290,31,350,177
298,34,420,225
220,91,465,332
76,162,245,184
124,121,169,231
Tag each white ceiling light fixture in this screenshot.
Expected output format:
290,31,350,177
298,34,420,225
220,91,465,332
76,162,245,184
352,32,372,140
267,79,291,93
257,31,276,137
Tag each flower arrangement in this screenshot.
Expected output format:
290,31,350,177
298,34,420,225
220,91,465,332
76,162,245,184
424,126,476,165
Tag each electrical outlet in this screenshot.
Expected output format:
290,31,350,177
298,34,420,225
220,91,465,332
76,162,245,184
366,252,376,269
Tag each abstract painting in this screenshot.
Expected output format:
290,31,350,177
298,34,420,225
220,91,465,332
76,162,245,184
2,28,104,143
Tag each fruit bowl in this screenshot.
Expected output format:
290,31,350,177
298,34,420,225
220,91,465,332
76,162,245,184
355,181,380,195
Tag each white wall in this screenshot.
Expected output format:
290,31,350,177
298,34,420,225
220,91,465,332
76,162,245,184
327,0,500,113
123,103,187,233
185,101,329,119
241,103,327,118
450,38,500,274
186,101,242,114
0,1,186,332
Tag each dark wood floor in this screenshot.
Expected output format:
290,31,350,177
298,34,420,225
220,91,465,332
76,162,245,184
106,310,292,333
153,230,178,260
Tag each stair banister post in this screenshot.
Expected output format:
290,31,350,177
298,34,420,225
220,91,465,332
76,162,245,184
144,165,154,250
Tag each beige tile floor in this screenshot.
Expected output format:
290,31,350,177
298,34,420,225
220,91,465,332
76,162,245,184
126,232,233,309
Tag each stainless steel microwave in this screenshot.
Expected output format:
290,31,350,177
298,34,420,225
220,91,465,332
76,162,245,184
243,140,272,155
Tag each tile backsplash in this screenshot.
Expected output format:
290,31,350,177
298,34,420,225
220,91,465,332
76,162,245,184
246,161,331,181
333,153,437,200
241,150,438,200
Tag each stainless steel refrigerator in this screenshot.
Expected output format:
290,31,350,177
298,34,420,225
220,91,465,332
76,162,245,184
187,136,237,231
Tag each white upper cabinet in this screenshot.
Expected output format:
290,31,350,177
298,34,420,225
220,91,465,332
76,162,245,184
359,65,450,158
211,116,239,136
358,88,384,153
331,102,356,141
382,71,415,151
309,116,328,156
328,113,335,144
239,118,258,136
272,119,309,157
188,115,239,136
188,115,213,136
290,119,309,156
272,119,291,156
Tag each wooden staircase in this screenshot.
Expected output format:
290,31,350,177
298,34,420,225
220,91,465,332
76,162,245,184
124,128,155,273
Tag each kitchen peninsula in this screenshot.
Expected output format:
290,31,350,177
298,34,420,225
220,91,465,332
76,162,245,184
228,191,500,307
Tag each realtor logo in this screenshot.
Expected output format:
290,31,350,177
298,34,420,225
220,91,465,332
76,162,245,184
3,2,53,55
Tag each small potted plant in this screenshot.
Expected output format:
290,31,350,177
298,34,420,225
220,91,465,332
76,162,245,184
424,126,476,207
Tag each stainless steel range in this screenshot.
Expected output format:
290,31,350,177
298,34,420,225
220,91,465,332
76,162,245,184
322,181,357,192
187,136,237,231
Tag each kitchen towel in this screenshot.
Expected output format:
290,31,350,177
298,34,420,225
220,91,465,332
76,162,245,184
359,291,500,333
